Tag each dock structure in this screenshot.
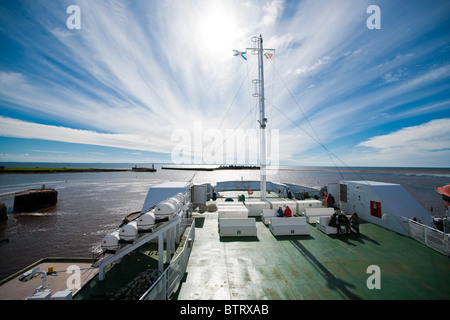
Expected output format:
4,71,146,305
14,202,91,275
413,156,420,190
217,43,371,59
0,188,58,212
13,189,58,212
0,202,6,224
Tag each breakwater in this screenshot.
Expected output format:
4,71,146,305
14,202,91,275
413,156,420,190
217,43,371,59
13,189,58,212
0,167,128,174
0,202,6,224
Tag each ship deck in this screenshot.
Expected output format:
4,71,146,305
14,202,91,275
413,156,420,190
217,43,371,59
175,196,450,300
0,258,96,300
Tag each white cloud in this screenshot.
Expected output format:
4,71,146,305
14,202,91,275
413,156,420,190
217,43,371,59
0,116,169,154
359,118,450,150
354,118,450,166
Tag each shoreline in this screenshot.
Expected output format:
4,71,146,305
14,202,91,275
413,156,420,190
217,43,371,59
0,168,130,174
277,168,450,175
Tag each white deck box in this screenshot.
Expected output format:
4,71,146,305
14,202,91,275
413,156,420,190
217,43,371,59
244,201,271,217
303,207,335,224
219,218,257,237
269,217,310,236
295,199,323,214
218,207,249,219
262,209,278,225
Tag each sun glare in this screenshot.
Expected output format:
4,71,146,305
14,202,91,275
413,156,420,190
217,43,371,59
195,3,245,60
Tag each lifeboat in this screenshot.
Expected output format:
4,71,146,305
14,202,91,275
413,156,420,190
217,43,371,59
119,221,138,243
167,197,182,212
101,231,120,253
436,184,450,210
155,201,177,221
137,211,156,232
173,193,185,206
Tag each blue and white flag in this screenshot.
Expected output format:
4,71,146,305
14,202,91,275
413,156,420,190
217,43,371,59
233,50,247,60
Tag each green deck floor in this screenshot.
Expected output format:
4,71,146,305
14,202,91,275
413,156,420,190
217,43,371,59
175,210,450,300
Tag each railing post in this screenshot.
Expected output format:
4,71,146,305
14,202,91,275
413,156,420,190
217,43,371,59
424,224,427,246
158,233,164,272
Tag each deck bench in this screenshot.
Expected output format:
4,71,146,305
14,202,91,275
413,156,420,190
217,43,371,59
218,207,249,219
269,217,310,236
262,209,278,225
303,207,335,224
269,201,297,212
219,218,257,237
295,199,323,215
244,201,271,217
316,215,354,235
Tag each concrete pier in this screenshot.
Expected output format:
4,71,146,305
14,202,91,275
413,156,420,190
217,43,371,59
0,202,6,224
13,189,58,212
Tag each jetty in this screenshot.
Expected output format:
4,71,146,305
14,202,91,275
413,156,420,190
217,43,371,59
0,167,127,174
13,188,58,212
132,165,157,172
0,188,58,213
0,202,6,224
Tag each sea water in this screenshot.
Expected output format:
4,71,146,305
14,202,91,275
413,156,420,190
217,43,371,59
0,163,449,281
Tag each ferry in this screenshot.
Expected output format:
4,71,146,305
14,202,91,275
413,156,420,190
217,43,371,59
1,35,449,301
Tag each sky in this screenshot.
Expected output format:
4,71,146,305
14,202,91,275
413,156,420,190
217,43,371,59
0,0,449,167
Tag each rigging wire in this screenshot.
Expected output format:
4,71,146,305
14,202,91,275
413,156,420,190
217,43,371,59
189,60,257,183
189,100,260,184
267,59,344,180
266,59,370,183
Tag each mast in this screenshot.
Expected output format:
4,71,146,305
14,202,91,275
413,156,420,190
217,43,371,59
248,35,274,201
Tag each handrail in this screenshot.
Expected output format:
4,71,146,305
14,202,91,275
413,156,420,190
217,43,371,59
139,218,195,300
406,217,449,257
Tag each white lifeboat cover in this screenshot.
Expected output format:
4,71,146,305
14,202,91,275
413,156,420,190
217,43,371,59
119,221,138,241
137,211,155,229
101,231,120,250
168,197,181,210
155,201,176,217
173,193,185,205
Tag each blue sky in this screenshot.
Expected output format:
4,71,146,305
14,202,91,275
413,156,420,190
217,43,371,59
0,0,449,167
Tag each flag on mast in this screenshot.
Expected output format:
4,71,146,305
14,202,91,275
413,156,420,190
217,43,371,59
264,53,274,60
233,50,247,60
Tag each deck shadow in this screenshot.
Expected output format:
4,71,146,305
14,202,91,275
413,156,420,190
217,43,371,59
290,239,363,300
220,236,260,243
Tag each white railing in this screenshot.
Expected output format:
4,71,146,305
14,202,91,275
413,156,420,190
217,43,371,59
139,218,195,300
407,219,449,257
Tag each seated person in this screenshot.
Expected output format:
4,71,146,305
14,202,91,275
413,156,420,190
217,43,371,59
338,213,351,234
350,212,360,234
276,207,284,217
328,213,339,228
284,206,292,217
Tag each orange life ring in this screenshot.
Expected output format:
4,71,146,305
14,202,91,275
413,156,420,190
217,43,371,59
248,188,254,195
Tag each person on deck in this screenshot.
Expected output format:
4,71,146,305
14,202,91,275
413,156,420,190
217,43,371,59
326,194,335,208
338,213,351,234
284,206,292,217
276,207,284,217
328,212,339,228
350,212,360,234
